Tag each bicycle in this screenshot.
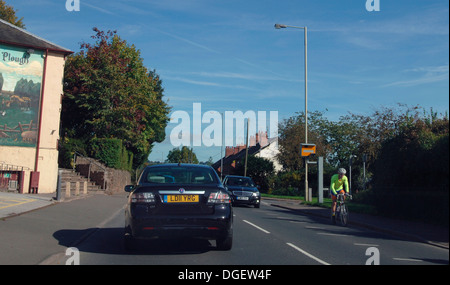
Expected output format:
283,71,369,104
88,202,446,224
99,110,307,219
334,193,352,226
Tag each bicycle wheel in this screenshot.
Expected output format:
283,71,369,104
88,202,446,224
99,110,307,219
340,203,348,226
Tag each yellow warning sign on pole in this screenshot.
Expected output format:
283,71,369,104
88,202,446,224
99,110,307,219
300,143,316,157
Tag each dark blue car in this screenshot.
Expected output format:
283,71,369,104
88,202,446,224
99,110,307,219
124,164,233,250
223,175,261,208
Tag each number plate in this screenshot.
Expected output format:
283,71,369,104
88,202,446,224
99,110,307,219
164,195,199,203
237,196,249,200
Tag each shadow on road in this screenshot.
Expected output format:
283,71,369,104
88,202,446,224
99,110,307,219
260,207,411,243
53,228,215,255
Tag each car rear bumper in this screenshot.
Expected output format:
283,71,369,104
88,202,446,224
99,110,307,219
127,208,232,240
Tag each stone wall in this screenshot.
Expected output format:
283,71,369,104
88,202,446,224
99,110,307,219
75,156,131,194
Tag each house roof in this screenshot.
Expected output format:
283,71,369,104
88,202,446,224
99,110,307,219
211,143,261,171
212,136,280,174
0,18,72,54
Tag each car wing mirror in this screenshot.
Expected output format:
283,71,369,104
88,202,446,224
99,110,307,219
124,185,135,192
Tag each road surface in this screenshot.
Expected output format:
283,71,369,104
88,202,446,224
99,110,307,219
48,198,449,266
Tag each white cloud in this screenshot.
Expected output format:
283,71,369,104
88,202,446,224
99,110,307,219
383,65,449,87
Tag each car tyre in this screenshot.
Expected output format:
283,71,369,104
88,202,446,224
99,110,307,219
124,227,136,251
216,226,233,251
254,203,260,208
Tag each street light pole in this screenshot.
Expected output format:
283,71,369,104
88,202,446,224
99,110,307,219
274,23,309,201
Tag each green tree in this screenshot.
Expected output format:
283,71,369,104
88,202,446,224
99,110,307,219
167,146,199,164
236,155,275,192
0,0,25,28
62,28,170,169
277,110,331,171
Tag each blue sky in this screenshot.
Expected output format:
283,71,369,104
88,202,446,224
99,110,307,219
10,0,449,162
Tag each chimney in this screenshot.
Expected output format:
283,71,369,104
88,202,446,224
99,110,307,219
249,135,256,147
225,146,233,157
259,131,268,147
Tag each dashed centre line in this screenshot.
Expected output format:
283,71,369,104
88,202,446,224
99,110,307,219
240,218,332,265
242,220,271,234
393,257,423,262
286,243,331,265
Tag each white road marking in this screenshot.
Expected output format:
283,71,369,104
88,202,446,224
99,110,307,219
243,220,271,234
393,258,423,262
286,243,331,265
317,232,349,237
354,243,380,247
305,226,324,229
276,216,291,220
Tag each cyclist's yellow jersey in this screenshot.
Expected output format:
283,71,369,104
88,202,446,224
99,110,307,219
330,174,349,195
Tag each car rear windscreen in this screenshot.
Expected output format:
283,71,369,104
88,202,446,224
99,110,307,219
142,167,219,184
226,177,255,187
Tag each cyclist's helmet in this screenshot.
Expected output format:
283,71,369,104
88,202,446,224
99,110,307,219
338,168,346,175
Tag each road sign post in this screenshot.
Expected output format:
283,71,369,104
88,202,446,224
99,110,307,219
300,143,316,202
318,157,323,203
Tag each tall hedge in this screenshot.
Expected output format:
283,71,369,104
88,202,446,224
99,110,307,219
89,138,133,171
371,117,449,225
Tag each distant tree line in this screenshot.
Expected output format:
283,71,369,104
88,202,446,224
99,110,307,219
166,146,199,164
274,104,448,225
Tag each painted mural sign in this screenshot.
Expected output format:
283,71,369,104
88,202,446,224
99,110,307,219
0,44,44,147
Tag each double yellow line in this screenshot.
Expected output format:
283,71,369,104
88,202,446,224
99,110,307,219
0,197,36,210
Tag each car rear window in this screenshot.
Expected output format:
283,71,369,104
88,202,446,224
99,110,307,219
141,166,219,184
225,177,255,187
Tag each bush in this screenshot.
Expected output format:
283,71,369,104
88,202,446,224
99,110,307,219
89,138,133,170
272,186,302,197
58,137,88,169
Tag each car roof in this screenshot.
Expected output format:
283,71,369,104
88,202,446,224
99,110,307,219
225,175,252,179
146,163,214,169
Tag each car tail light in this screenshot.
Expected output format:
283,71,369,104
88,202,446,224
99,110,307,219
131,192,155,203
208,192,231,204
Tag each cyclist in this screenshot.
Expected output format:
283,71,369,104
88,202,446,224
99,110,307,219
330,168,349,224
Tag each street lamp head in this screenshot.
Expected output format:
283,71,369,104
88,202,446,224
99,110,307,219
274,24,287,29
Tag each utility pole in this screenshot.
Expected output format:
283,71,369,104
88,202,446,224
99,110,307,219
244,119,249,177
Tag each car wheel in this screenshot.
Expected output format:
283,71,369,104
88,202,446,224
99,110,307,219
254,203,260,208
216,227,233,251
124,227,136,251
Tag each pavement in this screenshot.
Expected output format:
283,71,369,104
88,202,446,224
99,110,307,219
0,190,89,219
0,191,448,250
